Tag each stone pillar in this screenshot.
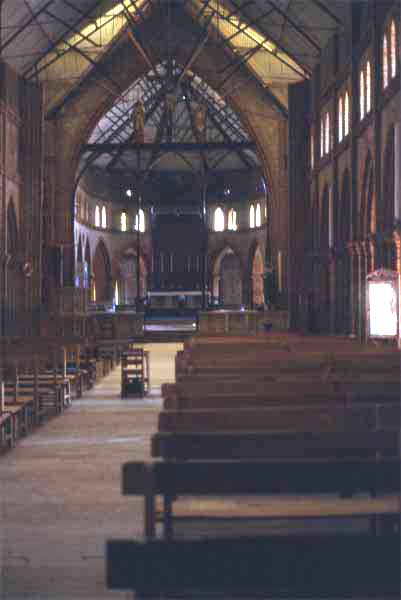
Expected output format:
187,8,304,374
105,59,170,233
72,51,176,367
348,243,357,337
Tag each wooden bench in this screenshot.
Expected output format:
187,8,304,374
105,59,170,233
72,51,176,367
162,379,400,410
107,534,400,597
123,438,400,540
157,402,399,434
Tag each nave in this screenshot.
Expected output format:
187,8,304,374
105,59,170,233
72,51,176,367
0,344,180,600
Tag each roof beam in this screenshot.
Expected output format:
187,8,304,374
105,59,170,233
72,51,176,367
311,1,343,26
24,0,104,79
82,141,257,154
188,83,254,170
266,0,321,52
0,0,57,54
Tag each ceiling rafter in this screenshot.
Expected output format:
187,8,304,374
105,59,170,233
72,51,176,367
265,0,321,53
0,0,58,54
23,0,106,79
311,1,343,26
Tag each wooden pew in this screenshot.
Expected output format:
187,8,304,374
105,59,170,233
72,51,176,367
123,432,400,539
162,379,400,410
157,403,399,434
107,535,400,597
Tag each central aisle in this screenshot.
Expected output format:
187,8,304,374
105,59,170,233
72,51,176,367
0,343,182,600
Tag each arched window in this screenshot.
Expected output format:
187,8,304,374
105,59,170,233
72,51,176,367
390,20,397,78
135,209,145,232
338,97,343,142
344,92,350,136
255,203,261,227
101,205,107,229
325,112,330,155
320,118,324,157
383,34,389,88
227,208,237,231
95,205,100,227
214,207,225,232
121,211,127,232
360,70,365,120
366,61,371,113
92,280,97,302
250,204,255,228
114,281,119,305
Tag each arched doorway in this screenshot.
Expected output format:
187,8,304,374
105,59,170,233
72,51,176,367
212,247,242,307
93,241,111,303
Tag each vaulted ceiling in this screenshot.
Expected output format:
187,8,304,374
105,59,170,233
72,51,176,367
1,0,348,175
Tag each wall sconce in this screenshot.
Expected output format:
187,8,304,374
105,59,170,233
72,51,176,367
366,269,400,341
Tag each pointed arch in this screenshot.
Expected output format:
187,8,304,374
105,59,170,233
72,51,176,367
95,204,100,227
93,239,112,302
390,20,397,78
7,200,18,256
338,96,343,142
212,245,242,307
250,242,265,307
366,61,371,113
360,70,365,120
101,205,107,229
249,204,255,228
360,152,375,239
344,92,350,136
338,170,351,245
383,125,395,233
214,206,225,232
255,203,261,227
383,33,389,89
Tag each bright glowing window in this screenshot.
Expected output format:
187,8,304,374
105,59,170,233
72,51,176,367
338,97,343,142
95,205,100,227
390,20,397,78
255,203,261,227
344,92,350,136
101,206,107,229
250,204,255,228
121,211,127,232
366,61,371,113
214,207,225,231
92,280,96,302
320,118,324,157
227,208,237,231
360,70,365,120
114,281,119,305
325,113,330,155
135,209,145,232
383,34,389,88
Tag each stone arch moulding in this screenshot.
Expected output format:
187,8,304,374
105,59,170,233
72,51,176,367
360,151,374,240
45,11,284,251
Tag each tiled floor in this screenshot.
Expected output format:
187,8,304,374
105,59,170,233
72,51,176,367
0,343,181,600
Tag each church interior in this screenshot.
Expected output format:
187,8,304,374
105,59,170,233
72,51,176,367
0,0,400,598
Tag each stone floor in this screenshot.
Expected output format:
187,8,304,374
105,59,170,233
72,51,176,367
0,343,182,600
